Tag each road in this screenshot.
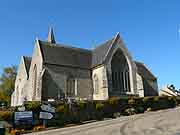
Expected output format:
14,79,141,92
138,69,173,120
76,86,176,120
27,107,180,135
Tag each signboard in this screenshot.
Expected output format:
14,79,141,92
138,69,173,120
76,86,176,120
14,111,33,124
39,112,53,120
41,104,55,113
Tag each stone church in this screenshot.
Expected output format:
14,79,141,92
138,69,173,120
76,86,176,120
11,28,158,106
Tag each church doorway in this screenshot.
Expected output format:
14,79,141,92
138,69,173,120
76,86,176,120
111,49,131,95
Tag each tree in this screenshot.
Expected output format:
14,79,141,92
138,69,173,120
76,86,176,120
0,91,7,101
0,65,17,104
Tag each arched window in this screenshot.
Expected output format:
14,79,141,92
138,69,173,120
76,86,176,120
32,65,37,100
67,76,75,97
93,74,99,94
111,49,131,93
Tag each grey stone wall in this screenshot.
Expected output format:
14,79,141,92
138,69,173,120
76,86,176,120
41,63,93,100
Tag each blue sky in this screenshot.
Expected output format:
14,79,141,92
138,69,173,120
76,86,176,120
0,0,179,89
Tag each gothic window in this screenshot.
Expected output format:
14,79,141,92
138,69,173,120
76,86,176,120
93,74,99,94
67,76,75,97
111,49,131,93
32,65,37,99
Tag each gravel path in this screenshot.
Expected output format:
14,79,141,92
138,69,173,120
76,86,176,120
26,107,180,135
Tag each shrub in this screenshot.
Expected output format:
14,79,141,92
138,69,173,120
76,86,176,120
143,97,154,109
5,96,179,129
175,97,180,105
56,105,67,114
95,103,104,120
128,98,135,106
96,103,104,111
56,104,68,126
141,96,177,111
167,96,176,108
136,106,144,113
156,96,176,110
24,101,41,112
0,110,13,121
109,97,119,105
77,100,87,110
153,96,159,102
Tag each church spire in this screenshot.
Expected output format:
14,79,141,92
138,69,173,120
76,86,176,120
47,27,56,44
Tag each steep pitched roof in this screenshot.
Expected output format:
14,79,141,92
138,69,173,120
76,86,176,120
39,40,92,69
23,56,32,77
91,38,114,67
135,61,156,80
38,33,121,68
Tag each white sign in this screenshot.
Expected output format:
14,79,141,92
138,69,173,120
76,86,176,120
41,104,55,113
14,111,32,121
39,112,53,120
18,106,25,111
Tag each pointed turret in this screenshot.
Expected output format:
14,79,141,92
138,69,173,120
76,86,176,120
47,27,56,44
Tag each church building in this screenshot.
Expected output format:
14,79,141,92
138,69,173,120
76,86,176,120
11,28,158,106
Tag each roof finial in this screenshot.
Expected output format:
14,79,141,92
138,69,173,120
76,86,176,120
47,27,56,44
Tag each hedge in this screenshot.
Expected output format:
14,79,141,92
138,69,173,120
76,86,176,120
0,96,179,129
0,110,13,122
53,96,179,125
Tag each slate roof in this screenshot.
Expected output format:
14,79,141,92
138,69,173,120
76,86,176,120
135,61,156,80
38,35,156,81
38,36,115,69
39,41,92,69
23,56,32,76
91,38,114,67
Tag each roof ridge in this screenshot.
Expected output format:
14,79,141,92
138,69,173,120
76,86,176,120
39,40,92,53
134,61,144,65
93,37,114,51
135,61,157,79
39,40,92,69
